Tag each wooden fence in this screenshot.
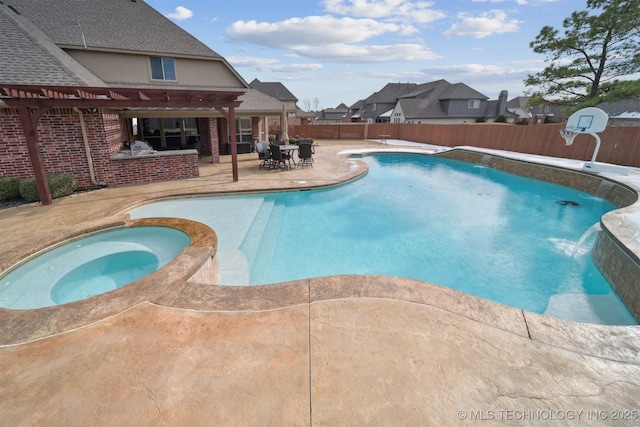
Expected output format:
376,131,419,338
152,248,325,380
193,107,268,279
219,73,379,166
288,123,640,168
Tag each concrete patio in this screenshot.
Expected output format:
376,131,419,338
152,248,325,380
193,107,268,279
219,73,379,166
1,141,639,426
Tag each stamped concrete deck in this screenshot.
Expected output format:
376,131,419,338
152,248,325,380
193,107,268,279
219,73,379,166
1,141,639,426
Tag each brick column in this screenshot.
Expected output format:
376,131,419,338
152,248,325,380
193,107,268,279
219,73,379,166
209,118,220,163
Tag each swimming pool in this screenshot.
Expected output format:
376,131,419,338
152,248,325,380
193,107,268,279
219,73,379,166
0,226,190,309
130,153,636,325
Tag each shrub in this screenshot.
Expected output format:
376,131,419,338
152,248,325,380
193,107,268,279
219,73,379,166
0,177,21,201
19,173,77,202
475,117,487,123
495,115,507,123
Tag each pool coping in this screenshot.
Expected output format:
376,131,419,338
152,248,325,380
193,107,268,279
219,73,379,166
1,145,639,364
0,217,217,346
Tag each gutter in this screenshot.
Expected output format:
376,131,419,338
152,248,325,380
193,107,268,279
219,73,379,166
74,107,107,186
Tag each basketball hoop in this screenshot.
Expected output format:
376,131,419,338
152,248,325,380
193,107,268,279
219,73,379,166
560,128,579,146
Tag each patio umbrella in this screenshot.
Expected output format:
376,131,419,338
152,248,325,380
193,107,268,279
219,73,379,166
281,103,289,142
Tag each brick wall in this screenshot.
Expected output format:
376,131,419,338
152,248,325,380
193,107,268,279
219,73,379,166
0,108,32,178
110,152,199,186
0,107,201,189
208,118,220,163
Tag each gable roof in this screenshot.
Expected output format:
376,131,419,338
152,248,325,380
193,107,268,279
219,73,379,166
398,79,450,99
0,3,105,86
397,98,445,119
7,0,220,58
366,83,418,104
249,79,297,102
439,83,487,100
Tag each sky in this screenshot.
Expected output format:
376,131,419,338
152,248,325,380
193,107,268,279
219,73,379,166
145,0,586,110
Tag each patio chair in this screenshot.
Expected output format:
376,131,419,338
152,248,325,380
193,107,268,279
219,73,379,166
297,141,313,168
269,144,290,171
298,138,315,154
256,141,272,169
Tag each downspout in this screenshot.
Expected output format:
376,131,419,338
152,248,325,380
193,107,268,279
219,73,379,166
74,107,106,186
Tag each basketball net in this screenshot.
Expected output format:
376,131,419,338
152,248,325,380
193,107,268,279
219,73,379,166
559,128,579,146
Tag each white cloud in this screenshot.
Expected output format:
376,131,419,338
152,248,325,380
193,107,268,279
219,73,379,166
227,16,399,48
227,56,324,73
226,15,439,63
444,10,521,38
295,43,440,63
165,6,193,21
323,0,446,24
424,62,539,77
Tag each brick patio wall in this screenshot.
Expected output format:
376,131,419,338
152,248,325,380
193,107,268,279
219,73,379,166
0,108,200,189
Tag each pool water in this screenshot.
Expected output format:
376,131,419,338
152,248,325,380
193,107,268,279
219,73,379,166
0,226,190,309
130,154,636,325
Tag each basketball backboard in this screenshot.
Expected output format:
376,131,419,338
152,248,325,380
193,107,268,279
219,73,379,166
565,107,608,133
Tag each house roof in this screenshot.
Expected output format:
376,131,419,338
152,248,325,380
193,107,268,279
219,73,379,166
0,3,105,86
0,1,292,114
439,83,487,100
506,96,530,110
323,104,348,113
249,79,298,102
366,83,418,104
397,98,445,119
349,99,364,110
597,97,640,119
398,79,449,99
6,0,221,59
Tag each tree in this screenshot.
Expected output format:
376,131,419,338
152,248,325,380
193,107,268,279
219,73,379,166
302,97,320,112
525,0,640,110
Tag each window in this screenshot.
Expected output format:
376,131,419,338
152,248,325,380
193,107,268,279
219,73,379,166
468,99,480,109
149,56,176,81
137,117,200,150
235,118,253,143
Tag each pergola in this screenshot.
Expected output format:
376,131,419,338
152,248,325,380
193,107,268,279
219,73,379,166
0,84,245,205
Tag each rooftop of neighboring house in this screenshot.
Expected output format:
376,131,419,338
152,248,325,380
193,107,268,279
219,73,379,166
249,79,298,102
598,96,640,119
323,103,349,113
440,83,488,100
359,79,491,120
365,82,419,104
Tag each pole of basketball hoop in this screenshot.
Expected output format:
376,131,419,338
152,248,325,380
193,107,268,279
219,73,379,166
587,132,601,165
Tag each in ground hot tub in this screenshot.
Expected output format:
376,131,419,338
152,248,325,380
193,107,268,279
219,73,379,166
0,225,190,309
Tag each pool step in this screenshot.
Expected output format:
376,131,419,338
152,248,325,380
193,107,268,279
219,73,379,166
246,200,285,281
239,198,276,266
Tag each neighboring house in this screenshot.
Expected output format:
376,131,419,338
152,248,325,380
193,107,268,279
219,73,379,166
0,0,284,202
249,79,298,112
346,100,365,122
387,80,489,124
249,78,300,135
597,96,640,127
357,83,419,123
315,103,349,123
505,96,566,124
349,80,513,124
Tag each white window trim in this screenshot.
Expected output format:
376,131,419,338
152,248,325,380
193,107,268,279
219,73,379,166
149,56,177,81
